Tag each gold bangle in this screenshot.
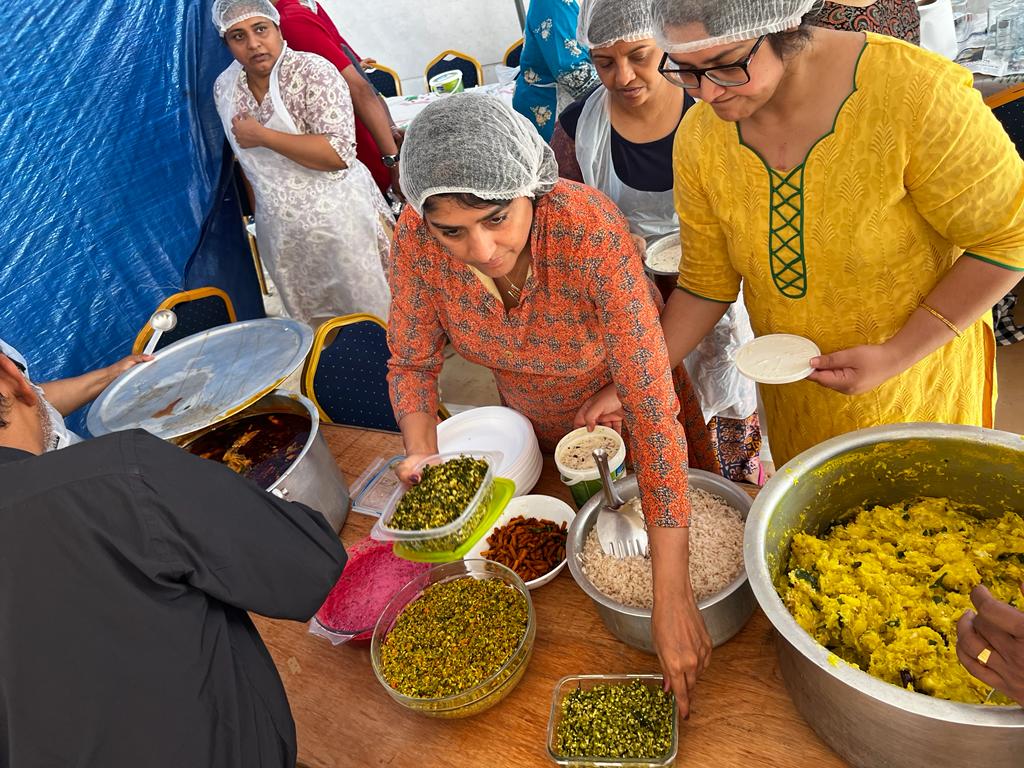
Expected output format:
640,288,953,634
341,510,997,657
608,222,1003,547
919,302,962,338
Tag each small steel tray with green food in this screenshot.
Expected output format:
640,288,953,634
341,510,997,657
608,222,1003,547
370,452,511,558
547,674,679,768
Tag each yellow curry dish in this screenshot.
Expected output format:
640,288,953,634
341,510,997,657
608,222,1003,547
782,497,1024,704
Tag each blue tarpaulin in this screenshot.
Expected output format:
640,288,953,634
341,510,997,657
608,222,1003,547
0,1,264,433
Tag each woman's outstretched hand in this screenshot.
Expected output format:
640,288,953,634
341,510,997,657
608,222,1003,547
956,584,1024,706
393,454,434,484
650,526,712,719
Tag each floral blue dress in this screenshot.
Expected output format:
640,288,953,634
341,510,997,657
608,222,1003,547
512,0,598,141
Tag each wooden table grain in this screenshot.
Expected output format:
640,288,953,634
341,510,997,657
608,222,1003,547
252,425,848,768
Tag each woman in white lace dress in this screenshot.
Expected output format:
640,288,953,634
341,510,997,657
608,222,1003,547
212,0,393,324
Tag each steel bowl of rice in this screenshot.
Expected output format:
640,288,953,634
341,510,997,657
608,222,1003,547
566,469,754,652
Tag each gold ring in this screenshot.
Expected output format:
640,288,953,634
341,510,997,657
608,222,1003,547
977,648,992,665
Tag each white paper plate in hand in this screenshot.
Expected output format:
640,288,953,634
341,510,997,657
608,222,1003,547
734,334,821,385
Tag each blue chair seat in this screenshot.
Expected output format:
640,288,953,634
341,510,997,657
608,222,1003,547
366,64,402,98
304,314,400,432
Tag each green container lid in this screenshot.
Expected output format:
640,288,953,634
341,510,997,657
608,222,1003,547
394,477,516,563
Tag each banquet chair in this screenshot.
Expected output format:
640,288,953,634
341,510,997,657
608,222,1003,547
365,63,402,98
986,83,1024,156
424,50,483,90
304,314,399,432
131,287,237,355
304,314,450,432
986,85,1023,345
503,38,524,69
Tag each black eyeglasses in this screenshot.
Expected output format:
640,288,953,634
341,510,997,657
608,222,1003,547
658,35,767,89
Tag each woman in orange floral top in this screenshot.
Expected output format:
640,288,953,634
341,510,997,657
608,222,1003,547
388,94,717,715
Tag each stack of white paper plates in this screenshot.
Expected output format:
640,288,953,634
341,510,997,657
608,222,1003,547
437,406,542,496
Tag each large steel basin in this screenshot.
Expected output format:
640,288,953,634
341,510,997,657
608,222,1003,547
746,422,1024,768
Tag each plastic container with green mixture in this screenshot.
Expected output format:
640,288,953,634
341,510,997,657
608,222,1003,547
370,559,536,718
371,451,503,554
547,674,679,767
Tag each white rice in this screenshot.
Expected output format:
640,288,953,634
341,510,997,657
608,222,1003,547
579,487,745,606
645,244,681,274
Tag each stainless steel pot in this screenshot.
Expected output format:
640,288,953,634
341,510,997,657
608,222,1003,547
566,469,755,652
180,390,349,533
746,423,1024,768
643,231,681,306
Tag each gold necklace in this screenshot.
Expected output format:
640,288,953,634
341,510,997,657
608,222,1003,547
498,272,524,302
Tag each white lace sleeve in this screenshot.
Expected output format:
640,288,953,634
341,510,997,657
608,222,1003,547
290,53,358,166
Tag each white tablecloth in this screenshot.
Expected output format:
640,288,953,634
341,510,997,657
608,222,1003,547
385,82,516,129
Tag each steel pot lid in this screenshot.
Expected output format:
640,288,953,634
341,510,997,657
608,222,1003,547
87,318,313,439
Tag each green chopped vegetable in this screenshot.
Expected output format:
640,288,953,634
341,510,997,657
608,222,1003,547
931,572,951,591
379,577,528,699
555,680,674,759
390,456,488,531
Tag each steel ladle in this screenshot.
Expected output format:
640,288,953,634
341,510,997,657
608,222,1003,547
593,447,648,558
141,309,178,356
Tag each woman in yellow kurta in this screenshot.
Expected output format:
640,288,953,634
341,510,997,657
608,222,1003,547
577,0,1024,468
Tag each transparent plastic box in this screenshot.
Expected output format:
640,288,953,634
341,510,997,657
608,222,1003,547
547,674,678,768
370,451,501,554
349,455,405,517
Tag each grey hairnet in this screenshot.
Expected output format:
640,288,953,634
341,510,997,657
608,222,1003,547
400,93,559,215
652,0,818,53
212,0,280,37
577,0,656,50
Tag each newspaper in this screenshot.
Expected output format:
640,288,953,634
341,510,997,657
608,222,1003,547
955,18,1024,77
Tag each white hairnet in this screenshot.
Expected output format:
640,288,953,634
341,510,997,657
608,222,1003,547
652,0,817,53
211,0,280,37
400,93,559,215
0,338,27,373
577,0,656,50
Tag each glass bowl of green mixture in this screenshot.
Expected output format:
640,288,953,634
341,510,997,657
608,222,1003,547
547,674,678,767
370,558,536,718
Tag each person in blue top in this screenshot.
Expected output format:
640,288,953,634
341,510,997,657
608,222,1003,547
512,0,599,140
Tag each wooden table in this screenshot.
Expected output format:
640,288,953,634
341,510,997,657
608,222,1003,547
252,425,848,768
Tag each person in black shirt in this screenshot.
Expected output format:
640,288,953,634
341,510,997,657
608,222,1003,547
0,351,346,767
